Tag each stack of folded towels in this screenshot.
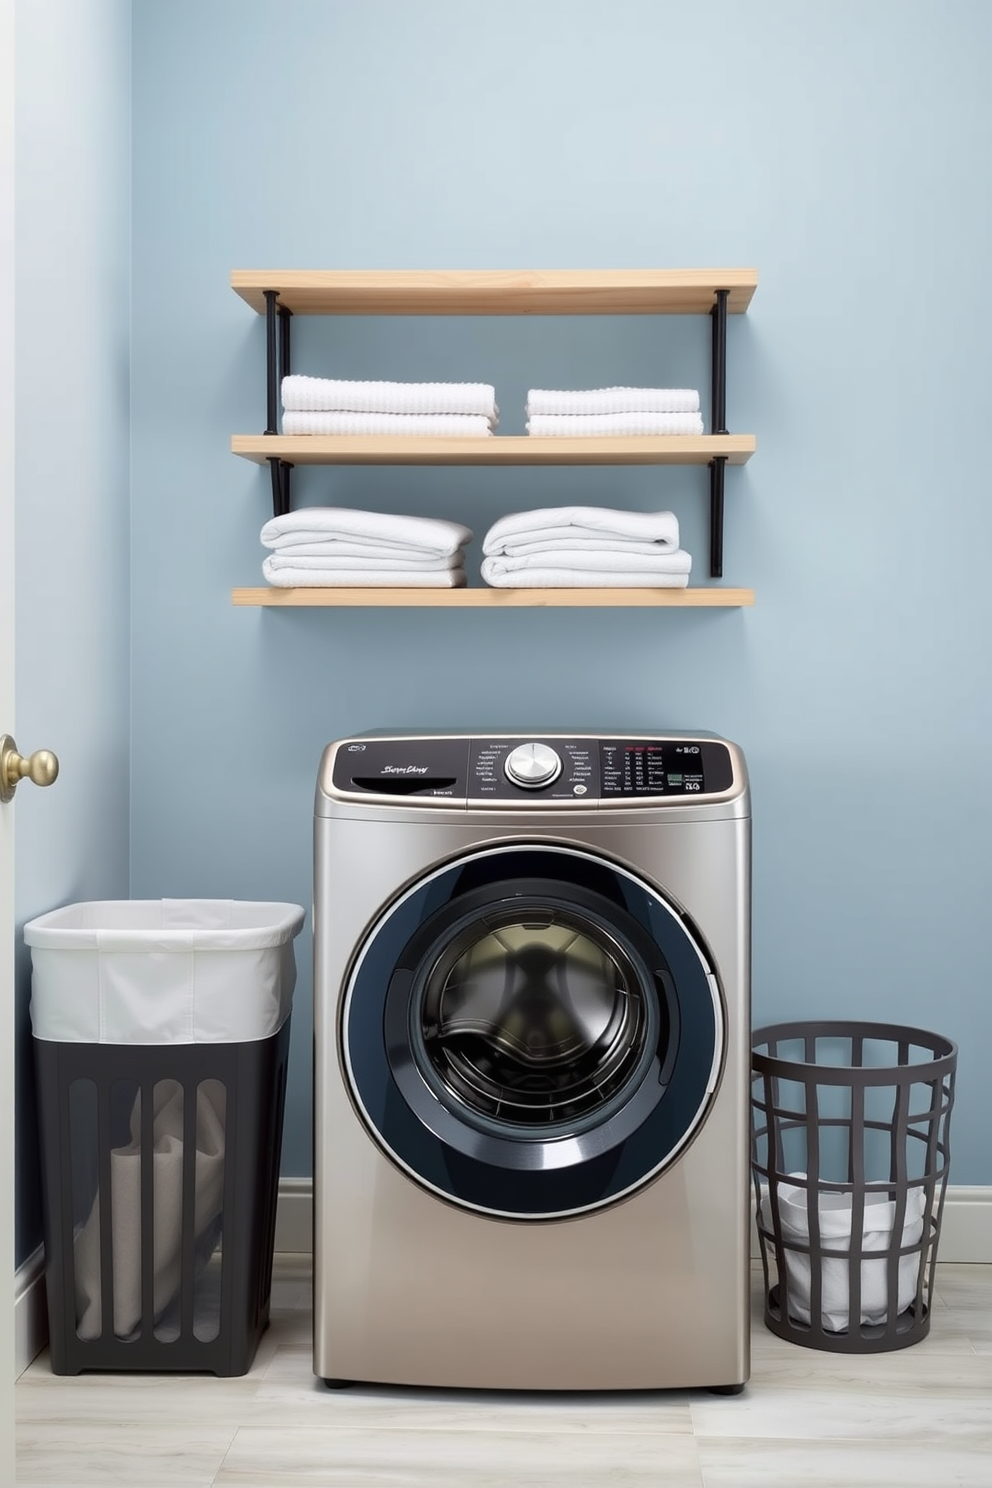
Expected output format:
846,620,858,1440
281,376,498,436
260,507,474,588
525,386,703,437
480,506,692,588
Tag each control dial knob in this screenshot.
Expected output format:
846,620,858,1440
504,741,562,789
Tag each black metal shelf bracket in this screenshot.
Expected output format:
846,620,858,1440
263,290,294,517
708,288,730,579
709,456,727,579
268,458,293,518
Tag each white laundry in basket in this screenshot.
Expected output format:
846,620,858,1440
760,1175,926,1330
73,1079,226,1340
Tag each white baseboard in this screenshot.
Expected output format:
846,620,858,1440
15,1246,47,1378
17,1180,991,1375
273,1175,315,1254
929,1187,992,1263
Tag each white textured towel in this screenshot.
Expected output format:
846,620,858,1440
526,387,700,416
262,557,467,588
262,538,465,562
282,375,498,420
526,412,704,437
481,549,692,578
488,535,683,558
283,410,494,437
480,561,690,589
483,506,680,556
260,507,473,556
263,552,465,573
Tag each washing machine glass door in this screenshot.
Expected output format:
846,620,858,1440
418,899,653,1131
341,844,723,1219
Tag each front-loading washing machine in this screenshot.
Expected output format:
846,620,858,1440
313,730,751,1393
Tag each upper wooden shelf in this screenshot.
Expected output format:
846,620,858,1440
230,268,758,318
231,433,756,468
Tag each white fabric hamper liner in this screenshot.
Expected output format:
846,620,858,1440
760,1175,926,1330
25,899,306,1044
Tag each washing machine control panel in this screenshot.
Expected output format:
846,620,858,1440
331,736,734,804
470,738,734,802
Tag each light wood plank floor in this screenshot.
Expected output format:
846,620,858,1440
16,1259,992,1486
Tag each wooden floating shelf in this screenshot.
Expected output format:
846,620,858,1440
230,268,758,318
231,434,756,468
231,587,755,609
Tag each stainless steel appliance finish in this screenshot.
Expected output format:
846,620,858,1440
313,730,751,1392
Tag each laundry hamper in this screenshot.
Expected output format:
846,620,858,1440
26,898,305,1375
751,1020,956,1353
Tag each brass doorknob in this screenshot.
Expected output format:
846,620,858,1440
0,734,60,803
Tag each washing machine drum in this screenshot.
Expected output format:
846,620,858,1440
341,844,724,1219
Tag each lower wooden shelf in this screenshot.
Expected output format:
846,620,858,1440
231,587,755,608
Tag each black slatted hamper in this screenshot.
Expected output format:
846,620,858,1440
24,899,304,1375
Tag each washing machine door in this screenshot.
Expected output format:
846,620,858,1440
341,844,723,1219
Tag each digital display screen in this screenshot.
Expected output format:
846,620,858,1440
600,741,732,796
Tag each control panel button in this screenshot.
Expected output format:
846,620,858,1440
504,741,562,789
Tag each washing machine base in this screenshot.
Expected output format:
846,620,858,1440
320,1376,748,1395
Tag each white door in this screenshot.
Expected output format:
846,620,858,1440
2,9,132,1474
2,0,16,1473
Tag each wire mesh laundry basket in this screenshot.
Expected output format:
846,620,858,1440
751,1020,956,1353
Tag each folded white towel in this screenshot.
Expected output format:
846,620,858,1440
480,560,690,590
526,412,704,437
481,549,692,578
283,411,495,437
489,535,683,559
526,387,700,416
282,375,498,420
260,507,473,556
263,538,466,562
262,557,467,588
483,506,680,556
263,552,465,573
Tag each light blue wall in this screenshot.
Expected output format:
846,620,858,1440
130,0,992,1182
15,0,132,1262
